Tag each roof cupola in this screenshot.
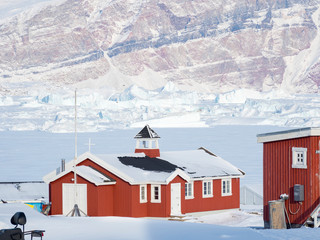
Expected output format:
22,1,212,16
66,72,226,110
134,125,160,158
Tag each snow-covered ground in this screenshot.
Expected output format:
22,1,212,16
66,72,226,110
0,203,265,240
0,202,320,240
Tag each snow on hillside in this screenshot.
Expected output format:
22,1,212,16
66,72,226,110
282,6,320,93
0,0,67,22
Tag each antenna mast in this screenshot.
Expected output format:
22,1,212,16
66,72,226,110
67,89,86,217
74,89,77,185
68,89,80,217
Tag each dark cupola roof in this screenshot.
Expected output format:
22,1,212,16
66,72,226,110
134,125,160,139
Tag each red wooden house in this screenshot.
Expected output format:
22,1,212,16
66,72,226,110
258,127,320,228
44,125,244,217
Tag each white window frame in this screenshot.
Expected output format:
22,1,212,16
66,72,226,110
140,184,147,203
185,182,194,199
202,180,213,198
221,179,232,196
151,184,161,203
292,147,307,169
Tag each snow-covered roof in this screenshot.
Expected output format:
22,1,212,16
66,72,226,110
44,165,115,186
257,127,320,143
134,125,160,139
76,166,115,185
0,182,48,202
44,148,244,185
240,184,263,197
159,150,243,179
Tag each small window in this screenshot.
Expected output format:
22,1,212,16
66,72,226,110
203,180,213,198
140,185,147,203
292,147,307,169
151,185,161,203
141,140,148,148
185,182,194,199
221,179,232,196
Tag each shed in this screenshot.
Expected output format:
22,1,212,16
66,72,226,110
257,127,320,228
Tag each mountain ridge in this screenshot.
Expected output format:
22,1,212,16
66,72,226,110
0,0,319,95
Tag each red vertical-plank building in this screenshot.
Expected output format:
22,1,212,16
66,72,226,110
44,125,244,218
258,127,320,228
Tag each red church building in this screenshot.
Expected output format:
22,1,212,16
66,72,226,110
44,125,244,217
258,127,320,228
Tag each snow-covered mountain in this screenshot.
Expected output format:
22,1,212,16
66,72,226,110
0,0,319,95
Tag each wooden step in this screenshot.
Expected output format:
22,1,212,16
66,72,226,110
168,215,187,221
305,220,314,227
305,202,320,228
168,215,201,222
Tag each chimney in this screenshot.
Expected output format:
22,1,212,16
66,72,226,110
61,159,65,172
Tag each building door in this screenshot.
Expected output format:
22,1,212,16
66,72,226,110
62,183,87,215
171,183,181,216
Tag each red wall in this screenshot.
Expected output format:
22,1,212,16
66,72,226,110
92,185,114,216
263,136,320,226
132,176,240,218
50,158,138,217
49,172,114,216
131,183,168,218
135,149,160,158
183,178,240,214
79,159,133,217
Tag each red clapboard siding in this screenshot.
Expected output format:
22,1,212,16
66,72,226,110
182,178,240,214
263,136,320,226
79,159,133,217
135,148,160,158
49,172,114,216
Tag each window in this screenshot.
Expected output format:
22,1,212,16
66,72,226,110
185,182,194,199
142,140,148,148
151,185,161,203
292,147,307,169
203,180,213,198
140,185,147,203
138,140,149,149
137,139,158,149
221,179,232,196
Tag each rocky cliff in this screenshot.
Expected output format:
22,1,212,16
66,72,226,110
0,0,319,95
